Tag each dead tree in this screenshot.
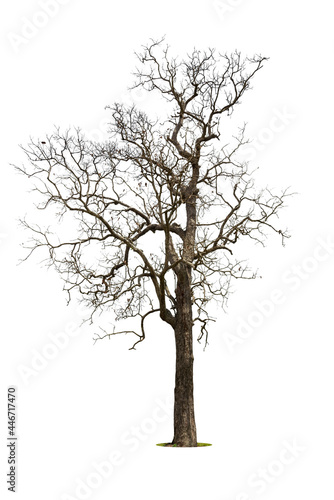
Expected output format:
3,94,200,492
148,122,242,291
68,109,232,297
16,38,290,447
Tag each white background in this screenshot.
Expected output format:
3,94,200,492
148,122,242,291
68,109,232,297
1,0,333,499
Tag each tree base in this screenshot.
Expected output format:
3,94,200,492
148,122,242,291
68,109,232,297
156,442,212,447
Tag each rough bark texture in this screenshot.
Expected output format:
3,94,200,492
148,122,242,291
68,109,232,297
171,177,198,446
172,268,197,447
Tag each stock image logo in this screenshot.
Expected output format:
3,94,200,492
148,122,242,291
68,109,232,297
7,0,73,53
222,235,334,353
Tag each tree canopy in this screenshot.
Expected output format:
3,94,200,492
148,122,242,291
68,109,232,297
16,38,290,350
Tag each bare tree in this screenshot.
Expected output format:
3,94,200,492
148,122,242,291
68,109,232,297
16,38,290,447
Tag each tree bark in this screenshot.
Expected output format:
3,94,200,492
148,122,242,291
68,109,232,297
172,267,197,447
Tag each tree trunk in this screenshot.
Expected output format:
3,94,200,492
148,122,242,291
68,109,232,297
172,268,197,447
